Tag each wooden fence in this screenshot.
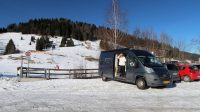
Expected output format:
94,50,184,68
20,67,99,79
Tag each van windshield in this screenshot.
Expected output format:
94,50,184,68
137,56,163,67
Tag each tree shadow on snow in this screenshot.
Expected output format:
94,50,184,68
0,73,17,78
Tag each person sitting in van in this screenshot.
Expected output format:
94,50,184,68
117,53,126,77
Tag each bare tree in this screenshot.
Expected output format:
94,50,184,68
133,27,142,38
191,38,200,53
159,32,173,57
175,40,186,60
104,0,128,49
143,28,157,51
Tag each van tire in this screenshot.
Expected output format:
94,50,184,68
183,75,191,82
136,77,147,90
102,76,108,81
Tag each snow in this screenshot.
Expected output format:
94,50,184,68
1,32,200,111
0,78,200,112
0,32,100,76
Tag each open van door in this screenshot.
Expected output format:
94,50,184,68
99,52,115,80
126,52,140,83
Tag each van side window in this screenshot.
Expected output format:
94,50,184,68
104,58,112,64
127,56,137,67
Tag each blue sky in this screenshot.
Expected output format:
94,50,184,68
0,0,200,53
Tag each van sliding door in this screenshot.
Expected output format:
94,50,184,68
126,54,139,82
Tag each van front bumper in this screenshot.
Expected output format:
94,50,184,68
172,75,181,82
146,73,172,87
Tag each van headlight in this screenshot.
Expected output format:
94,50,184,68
173,73,178,76
145,67,154,73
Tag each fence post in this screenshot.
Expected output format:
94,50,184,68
85,69,87,78
26,68,28,78
69,70,71,79
47,69,50,80
44,69,47,79
91,69,93,78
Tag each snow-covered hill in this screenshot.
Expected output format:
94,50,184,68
1,33,200,112
0,32,101,75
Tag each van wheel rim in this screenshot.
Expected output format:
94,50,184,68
138,80,144,87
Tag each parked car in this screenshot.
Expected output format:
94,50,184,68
166,63,181,83
178,65,200,82
99,48,172,90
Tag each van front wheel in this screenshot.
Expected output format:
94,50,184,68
136,78,148,90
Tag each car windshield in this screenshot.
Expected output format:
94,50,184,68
191,65,200,70
167,64,178,70
137,56,163,67
195,65,200,70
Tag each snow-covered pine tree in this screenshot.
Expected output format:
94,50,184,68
4,39,16,55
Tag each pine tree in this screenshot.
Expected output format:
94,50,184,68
66,38,74,47
36,38,40,50
44,36,51,48
4,39,16,55
60,37,67,47
31,36,36,43
36,38,43,51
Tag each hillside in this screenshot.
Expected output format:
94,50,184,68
0,32,100,75
0,18,199,61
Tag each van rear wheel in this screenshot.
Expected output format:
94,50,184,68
102,76,108,81
136,78,148,90
183,75,191,82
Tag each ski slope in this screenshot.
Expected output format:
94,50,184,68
0,32,100,76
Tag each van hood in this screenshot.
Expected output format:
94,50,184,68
152,67,171,79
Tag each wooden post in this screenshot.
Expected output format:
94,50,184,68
91,70,93,78
44,69,47,79
26,68,28,78
85,69,87,78
47,69,50,80
69,70,71,79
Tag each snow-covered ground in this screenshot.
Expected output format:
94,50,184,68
0,32,100,76
0,78,200,112
1,32,200,112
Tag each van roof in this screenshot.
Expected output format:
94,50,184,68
101,48,153,56
101,48,129,53
132,49,154,57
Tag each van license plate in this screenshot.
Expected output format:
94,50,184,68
163,81,170,84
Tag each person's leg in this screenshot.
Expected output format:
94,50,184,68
122,66,125,77
119,66,122,77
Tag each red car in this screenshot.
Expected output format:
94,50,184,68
178,65,200,82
